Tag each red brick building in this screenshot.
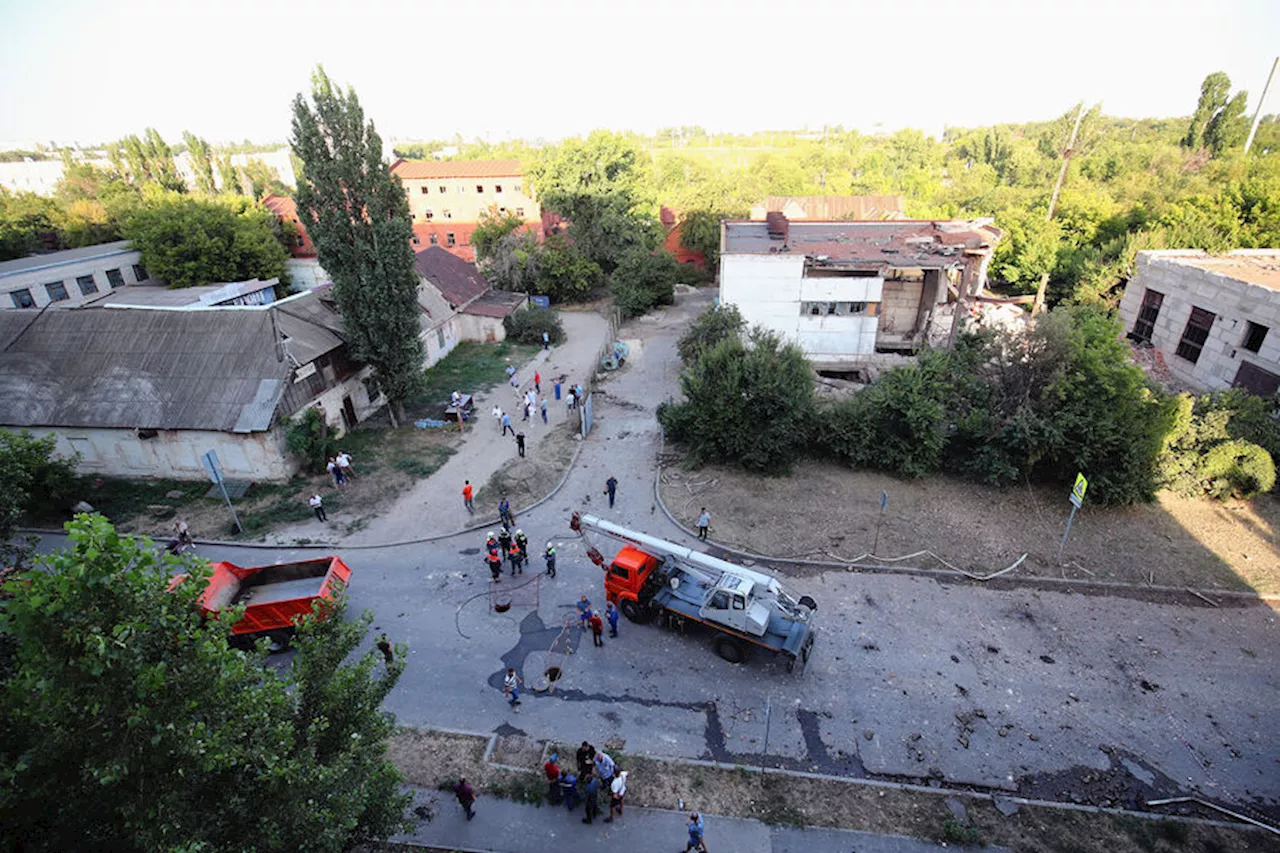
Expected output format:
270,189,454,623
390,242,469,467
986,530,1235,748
660,206,708,273
262,194,316,258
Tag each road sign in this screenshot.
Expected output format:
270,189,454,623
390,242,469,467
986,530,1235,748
1070,473,1088,508
200,449,224,485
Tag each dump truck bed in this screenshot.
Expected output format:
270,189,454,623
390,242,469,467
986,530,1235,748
198,557,350,635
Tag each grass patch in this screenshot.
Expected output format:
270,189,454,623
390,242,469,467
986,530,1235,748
406,341,541,419
71,477,211,526
941,818,985,846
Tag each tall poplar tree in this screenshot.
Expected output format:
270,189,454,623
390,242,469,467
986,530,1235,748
291,67,424,424
182,131,218,195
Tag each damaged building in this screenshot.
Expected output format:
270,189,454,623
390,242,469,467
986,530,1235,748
718,214,1001,375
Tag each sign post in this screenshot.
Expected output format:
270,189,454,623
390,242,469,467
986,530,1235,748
872,490,888,556
1056,473,1088,564
201,449,243,534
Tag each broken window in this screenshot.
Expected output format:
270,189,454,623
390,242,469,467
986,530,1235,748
494,184,502,193
1242,321,1268,354
439,185,447,193
1131,289,1163,342
801,301,871,316
420,186,429,194
1175,307,1215,364
475,184,484,194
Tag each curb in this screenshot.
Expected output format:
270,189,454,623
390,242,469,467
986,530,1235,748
650,434,1280,604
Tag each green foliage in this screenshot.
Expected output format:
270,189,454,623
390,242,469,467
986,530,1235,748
535,234,602,302
479,225,541,292
292,66,425,422
677,303,745,366
502,309,565,346
0,190,58,261
0,515,412,851
1199,440,1275,500
409,340,538,415
0,429,78,564
472,209,525,264
120,191,287,287
991,207,1060,291
610,248,682,318
1158,390,1280,498
182,131,218,195
660,327,815,474
115,128,186,192
285,406,337,471
679,208,742,268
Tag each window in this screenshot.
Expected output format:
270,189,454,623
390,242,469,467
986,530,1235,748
1243,321,1269,354
423,209,434,220
76,274,98,295
801,301,869,316
610,564,630,580
1130,289,1163,342
429,233,439,246
436,327,446,349
446,232,456,247
411,234,421,246
295,235,305,247
499,207,508,215
516,207,525,218
732,595,746,611
494,184,502,193
420,186,429,194
438,185,447,193
45,281,69,302
475,184,484,194
105,268,124,289
133,263,148,282
1175,307,1216,364
443,209,452,219
709,591,730,610
10,289,33,308
514,183,521,193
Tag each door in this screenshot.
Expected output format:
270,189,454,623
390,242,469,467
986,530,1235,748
700,588,748,632
1232,361,1280,397
341,395,358,430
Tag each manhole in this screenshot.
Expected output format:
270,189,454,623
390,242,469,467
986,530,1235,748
544,666,562,682
494,601,512,613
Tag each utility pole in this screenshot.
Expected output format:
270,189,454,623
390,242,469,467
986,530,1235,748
1244,56,1279,155
1032,102,1085,315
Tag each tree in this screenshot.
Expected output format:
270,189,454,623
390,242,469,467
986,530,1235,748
679,208,741,269
534,234,601,302
0,514,411,852
471,209,525,264
118,129,186,192
1183,72,1232,149
121,192,287,288
660,327,815,474
610,247,682,318
677,303,745,365
477,227,541,293
0,190,59,261
216,153,241,195
182,131,218,195
241,158,287,199
0,429,77,567
292,66,425,425
1204,90,1250,156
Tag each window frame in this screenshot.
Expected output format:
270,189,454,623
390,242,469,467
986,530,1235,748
45,281,69,302
1175,306,1216,364
105,268,124,289
446,232,456,247
132,263,148,282
10,289,34,308
1242,321,1268,354
475,184,484,194
1131,288,1164,342
76,274,99,295
420,186,429,194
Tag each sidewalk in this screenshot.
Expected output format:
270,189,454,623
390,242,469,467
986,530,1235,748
392,787,1004,853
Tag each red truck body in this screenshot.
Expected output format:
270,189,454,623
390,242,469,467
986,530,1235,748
182,556,351,636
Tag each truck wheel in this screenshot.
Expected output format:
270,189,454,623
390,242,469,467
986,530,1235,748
266,629,294,652
798,595,817,612
713,635,747,664
620,599,652,624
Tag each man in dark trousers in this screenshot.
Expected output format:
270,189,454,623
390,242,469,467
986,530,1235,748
581,773,601,824
515,430,526,457
544,753,563,805
498,527,513,562
604,475,618,508
452,777,476,820
486,545,503,582
544,542,557,578
576,741,595,778
514,529,529,562
376,633,394,664
605,601,620,638
560,769,580,811
588,611,604,646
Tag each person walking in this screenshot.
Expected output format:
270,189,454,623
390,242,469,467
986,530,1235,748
554,378,562,400
326,456,346,488
492,404,502,429
540,397,548,424
534,370,541,394
696,507,711,540
498,497,513,528
515,431,526,457
605,601,620,638
581,774,601,824
588,611,604,647
462,480,474,513
542,330,550,350
503,667,522,711
544,753,563,805
336,449,355,479
604,770,627,822
685,812,706,851
308,493,327,522
560,769,580,811
514,529,529,561
508,541,524,575
452,778,476,821
544,542,557,578
376,633,394,664
604,475,618,508
501,411,514,437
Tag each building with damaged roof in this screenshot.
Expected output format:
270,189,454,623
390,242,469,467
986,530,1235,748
718,214,1001,373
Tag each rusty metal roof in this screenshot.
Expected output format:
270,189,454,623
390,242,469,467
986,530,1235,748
723,218,1001,269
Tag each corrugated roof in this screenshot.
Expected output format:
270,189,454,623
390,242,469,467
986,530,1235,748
272,293,346,365
0,240,136,278
723,219,1001,268
463,289,524,318
0,308,291,432
413,245,491,307
391,159,524,180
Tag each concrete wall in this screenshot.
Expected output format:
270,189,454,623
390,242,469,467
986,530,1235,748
295,366,385,436
421,315,462,367
285,258,331,291
1118,252,1280,391
34,425,295,481
457,312,507,344
399,176,540,225
2,245,147,309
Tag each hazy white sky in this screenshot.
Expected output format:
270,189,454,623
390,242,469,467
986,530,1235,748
2,0,1278,148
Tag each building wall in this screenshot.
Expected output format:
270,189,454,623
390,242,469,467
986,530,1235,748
457,312,507,343
421,315,462,367
398,175,540,226
720,254,885,361
34,425,295,481
1118,252,1280,392
294,366,384,436
285,258,331,291
2,245,148,309
0,160,67,196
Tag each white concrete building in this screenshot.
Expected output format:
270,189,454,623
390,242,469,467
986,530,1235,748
0,159,68,195
718,215,1001,373
0,241,149,309
1118,250,1280,396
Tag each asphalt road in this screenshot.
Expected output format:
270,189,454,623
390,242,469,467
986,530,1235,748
33,291,1280,822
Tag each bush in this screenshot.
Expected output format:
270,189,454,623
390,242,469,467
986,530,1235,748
660,328,814,474
285,406,336,470
0,429,79,550
534,235,602,303
1158,390,1279,498
610,248,681,318
677,304,745,366
503,309,565,345
1198,439,1276,500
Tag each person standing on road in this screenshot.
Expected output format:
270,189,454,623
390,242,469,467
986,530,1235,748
326,456,345,488
516,430,526,457
534,370,541,394
308,493,327,522
499,497,513,528
605,601,620,638
492,404,502,429
554,378,562,400
560,769,580,811
501,411,515,436
581,773,601,824
588,611,604,646
593,750,615,785
514,529,529,561
487,546,503,582
576,741,595,778
540,397,548,424
376,633,394,664
498,527,512,559
696,508,711,540
544,542,557,577
542,330,550,350
604,770,627,822
503,667,522,711
452,778,476,821
685,812,706,851
462,480,474,513
604,475,618,508
508,540,524,575
544,753,562,805
577,595,592,625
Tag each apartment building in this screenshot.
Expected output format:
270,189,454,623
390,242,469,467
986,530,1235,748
0,241,150,309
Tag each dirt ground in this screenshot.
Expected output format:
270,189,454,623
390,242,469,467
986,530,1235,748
474,421,579,516
385,727,1266,853
660,460,1280,596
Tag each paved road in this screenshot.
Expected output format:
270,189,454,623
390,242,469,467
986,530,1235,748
35,291,1280,824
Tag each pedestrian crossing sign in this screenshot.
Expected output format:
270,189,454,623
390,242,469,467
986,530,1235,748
1070,473,1088,508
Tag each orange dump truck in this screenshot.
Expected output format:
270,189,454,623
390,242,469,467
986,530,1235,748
175,556,351,643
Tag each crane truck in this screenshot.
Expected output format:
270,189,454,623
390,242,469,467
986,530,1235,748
570,512,817,672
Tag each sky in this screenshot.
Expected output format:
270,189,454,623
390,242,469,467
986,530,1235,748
2,0,1279,149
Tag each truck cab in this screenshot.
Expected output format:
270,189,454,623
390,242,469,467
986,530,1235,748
603,545,659,617
696,574,770,636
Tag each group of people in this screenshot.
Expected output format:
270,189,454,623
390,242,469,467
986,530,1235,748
307,449,356,524
483,506,556,582
575,594,619,646
543,743,628,826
